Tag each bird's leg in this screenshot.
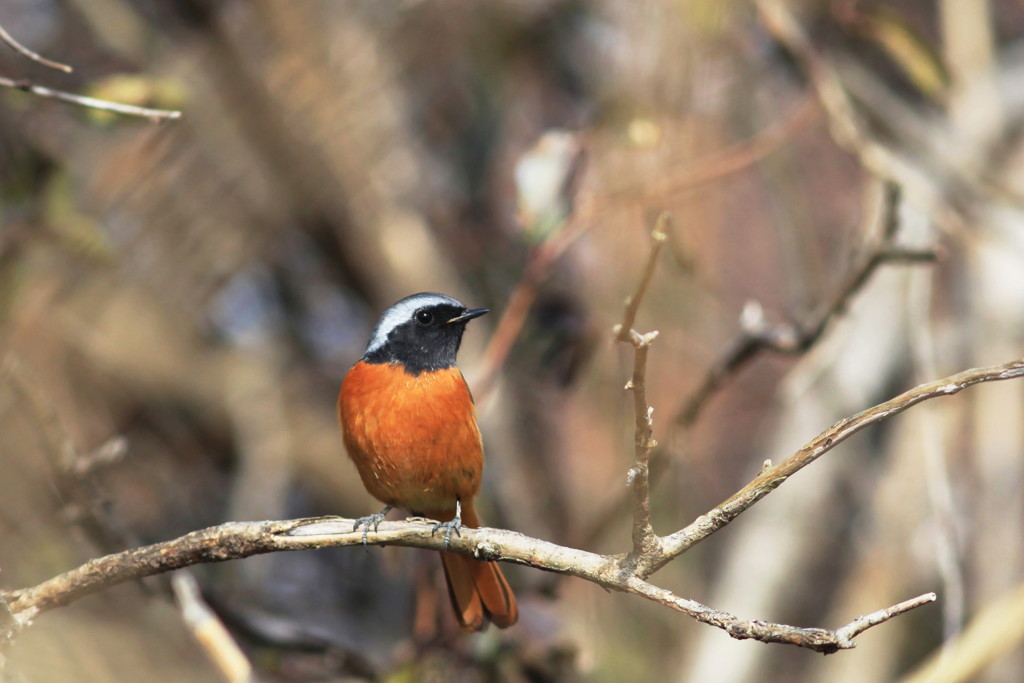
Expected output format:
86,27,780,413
431,499,462,551
353,505,393,545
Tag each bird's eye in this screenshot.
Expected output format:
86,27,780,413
414,309,434,326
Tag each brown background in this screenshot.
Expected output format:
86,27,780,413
2,1,1024,681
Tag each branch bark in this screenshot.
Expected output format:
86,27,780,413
0,515,935,654
613,212,670,564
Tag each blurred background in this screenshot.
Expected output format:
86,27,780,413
3,0,1024,681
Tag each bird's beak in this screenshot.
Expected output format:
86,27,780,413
447,308,489,324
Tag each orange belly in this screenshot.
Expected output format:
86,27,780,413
337,361,483,517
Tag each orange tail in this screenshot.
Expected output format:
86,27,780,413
438,502,518,630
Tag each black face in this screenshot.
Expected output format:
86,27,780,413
363,299,488,375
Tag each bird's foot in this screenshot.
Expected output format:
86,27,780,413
353,505,392,545
431,500,463,551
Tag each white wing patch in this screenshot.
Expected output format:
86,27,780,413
364,292,463,354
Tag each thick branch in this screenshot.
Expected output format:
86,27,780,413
0,516,932,654
1,519,614,618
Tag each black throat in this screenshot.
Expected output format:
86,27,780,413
363,337,460,375
363,319,468,376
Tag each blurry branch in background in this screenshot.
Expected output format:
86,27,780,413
14,216,1024,653
753,0,1017,215
474,216,587,400
0,77,182,121
171,572,253,683
899,581,1024,683
753,0,919,195
676,181,937,426
0,21,72,73
3,356,126,479
0,591,18,643
0,19,181,122
475,130,588,400
2,357,133,553
603,92,819,208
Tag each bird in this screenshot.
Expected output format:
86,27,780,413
337,292,518,631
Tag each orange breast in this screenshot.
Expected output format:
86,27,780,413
338,361,483,517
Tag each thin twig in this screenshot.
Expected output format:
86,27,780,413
613,214,671,560
0,76,182,122
614,213,670,344
0,22,72,73
834,592,938,647
3,356,135,551
625,577,935,653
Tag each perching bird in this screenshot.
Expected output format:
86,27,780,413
337,292,517,630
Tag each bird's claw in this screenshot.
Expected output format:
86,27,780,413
431,500,463,550
353,505,392,545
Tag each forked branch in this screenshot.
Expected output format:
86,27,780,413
7,216,1019,653
613,213,670,561
0,515,935,654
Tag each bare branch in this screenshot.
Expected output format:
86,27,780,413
1,518,614,617
0,76,182,122
7,356,1012,652
0,515,934,655
659,357,1024,563
833,592,938,647
625,577,935,653
613,212,670,343
676,182,937,426
0,22,72,73
613,215,670,561
622,336,661,560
